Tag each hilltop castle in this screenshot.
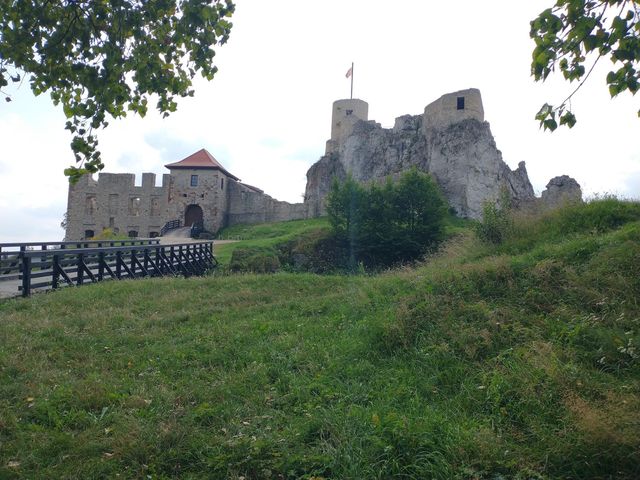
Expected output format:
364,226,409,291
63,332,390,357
64,88,580,240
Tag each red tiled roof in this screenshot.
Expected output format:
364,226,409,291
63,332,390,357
165,148,239,181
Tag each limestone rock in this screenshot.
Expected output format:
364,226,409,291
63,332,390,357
541,175,582,207
305,115,535,220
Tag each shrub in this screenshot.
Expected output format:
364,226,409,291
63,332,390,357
474,192,512,245
229,247,281,273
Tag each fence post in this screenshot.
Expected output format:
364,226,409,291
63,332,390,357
77,253,84,285
21,254,31,297
116,251,122,279
98,252,105,281
52,254,60,289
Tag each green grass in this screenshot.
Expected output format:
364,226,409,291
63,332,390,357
0,199,639,479
214,217,330,266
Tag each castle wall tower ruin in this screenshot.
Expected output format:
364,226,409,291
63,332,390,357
423,88,484,131
325,99,369,154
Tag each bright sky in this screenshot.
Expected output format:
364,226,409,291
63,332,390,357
1,0,639,242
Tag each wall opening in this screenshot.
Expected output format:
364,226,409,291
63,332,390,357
184,204,203,227
457,96,465,110
221,178,224,190
84,229,95,239
128,230,138,238
108,194,119,214
151,196,160,216
191,175,198,187
346,109,353,115
85,195,96,216
149,231,159,238
129,197,141,216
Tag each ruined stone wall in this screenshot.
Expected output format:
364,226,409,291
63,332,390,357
226,180,307,226
65,173,171,241
423,88,484,131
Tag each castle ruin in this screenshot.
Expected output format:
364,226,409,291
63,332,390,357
64,88,580,240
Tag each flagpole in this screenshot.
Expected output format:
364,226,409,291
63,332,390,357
350,62,354,99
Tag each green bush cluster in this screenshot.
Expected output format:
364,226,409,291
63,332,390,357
229,247,280,273
474,195,513,245
326,169,448,269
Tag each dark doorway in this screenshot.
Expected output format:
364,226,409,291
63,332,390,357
184,204,204,227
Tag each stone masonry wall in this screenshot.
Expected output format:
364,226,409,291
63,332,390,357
226,180,307,226
65,172,170,241
166,168,230,233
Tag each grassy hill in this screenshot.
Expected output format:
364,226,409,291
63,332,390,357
1,199,639,479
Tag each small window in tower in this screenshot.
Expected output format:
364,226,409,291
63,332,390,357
457,97,465,110
128,230,138,238
191,175,198,187
84,230,95,239
346,109,353,116
221,178,224,190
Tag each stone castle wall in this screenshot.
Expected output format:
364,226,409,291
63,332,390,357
226,181,307,226
65,169,308,240
65,172,170,241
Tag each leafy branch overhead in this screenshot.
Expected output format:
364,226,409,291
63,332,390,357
0,0,234,181
531,0,640,130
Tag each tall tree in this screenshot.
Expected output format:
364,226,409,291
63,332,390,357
0,0,234,181
531,0,639,130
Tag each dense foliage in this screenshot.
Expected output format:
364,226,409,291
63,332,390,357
531,0,640,130
0,0,234,180
326,170,448,268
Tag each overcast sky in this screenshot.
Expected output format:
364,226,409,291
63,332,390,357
1,0,639,242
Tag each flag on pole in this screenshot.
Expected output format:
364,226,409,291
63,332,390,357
345,66,353,78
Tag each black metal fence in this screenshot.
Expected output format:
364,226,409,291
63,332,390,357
161,219,182,236
0,240,216,297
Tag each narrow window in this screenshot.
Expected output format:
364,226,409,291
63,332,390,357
109,217,115,228
457,96,465,110
108,194,118,214
85,195,96,216
221,178,224,190
191,175,198,187
150,196,160,216
129,197,141,216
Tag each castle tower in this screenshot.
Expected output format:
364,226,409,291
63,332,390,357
326,98,369,154
423,88,484,131
164,149,240,233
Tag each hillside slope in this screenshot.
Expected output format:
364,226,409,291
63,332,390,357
1,199,639,479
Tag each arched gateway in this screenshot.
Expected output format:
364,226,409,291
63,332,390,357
184,204,203,227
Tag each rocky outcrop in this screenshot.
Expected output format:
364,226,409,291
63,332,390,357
540,175,583,208
305,116,536,219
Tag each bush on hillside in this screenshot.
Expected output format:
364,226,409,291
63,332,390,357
326,169,448,269
229,247,281,273
474,190,513,245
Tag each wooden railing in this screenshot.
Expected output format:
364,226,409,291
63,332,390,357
0,239,160,281
160,219,182,236
0,241,216,297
